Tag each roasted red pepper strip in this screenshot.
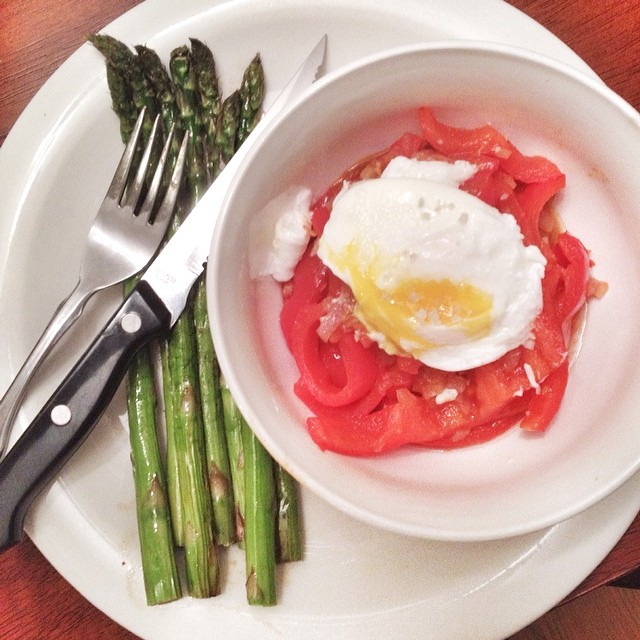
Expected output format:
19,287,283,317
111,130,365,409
552,232,591,325
520,360,569,431
499,148,563,183
307,392,445,456
278,108,594,456
280,250,328,350
418,106,513,158
290,303,380,407
509,174,566,248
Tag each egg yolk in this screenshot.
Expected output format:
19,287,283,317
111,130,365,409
337,242,494,353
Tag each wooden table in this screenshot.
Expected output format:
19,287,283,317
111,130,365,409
1,1,639,638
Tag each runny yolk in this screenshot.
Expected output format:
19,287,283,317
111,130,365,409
335,243,494,353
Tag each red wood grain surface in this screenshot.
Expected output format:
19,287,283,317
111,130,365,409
1,1,639,638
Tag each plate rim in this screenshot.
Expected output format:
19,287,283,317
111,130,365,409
1,1,637,639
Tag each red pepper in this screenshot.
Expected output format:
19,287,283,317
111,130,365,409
290,303,380,407
552,232,590,325
388,131,425,158
500,148,563,183
279,108,594,455
307,390,448,456
474,348,530,412
280,250,328,349
509,173,566,247
428,395,531,449
459,158,507,207
418,107,513,159
520,360,569,431
310,202,331,237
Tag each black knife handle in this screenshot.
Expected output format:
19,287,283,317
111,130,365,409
0,282,170,552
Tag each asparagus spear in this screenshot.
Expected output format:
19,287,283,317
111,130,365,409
193,274,236,546
132,44,187,543
90,33,183,603
220,376,246,544
237,53,265,148
189,38,223,179
88,34,158,145
135,45,185,165
125,281,182,605
215,91,241,166
158,329,183,545
242,419,277,606
186,38,237,546
167,44,221,596
167,303,219,597
104,62,138,143
170,45,208,202
275,465,303,563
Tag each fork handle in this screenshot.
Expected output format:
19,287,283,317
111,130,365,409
0,282,170,551
0,281,93,458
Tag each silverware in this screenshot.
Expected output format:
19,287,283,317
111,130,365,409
0,34,327,552
0,109,187,459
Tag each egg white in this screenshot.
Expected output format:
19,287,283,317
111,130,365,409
317,172,546,371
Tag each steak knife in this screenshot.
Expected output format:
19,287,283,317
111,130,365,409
0,35,327,552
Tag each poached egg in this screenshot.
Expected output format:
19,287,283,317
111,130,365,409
316,158,546,371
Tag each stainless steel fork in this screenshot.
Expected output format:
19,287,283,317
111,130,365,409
0,108,188,458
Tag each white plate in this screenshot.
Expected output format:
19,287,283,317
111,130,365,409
0,1,638,639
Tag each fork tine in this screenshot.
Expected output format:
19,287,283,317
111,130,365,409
149,132,189,229
123,114,161,210
136,123,177,223
105,106,147,203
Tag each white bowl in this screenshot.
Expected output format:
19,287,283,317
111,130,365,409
208,42,640,540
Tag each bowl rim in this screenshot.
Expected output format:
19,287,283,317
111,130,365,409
263,38,640,136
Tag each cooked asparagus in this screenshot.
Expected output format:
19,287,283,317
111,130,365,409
215,90,241,166
190,38,222,179
88,34,158,144
132,43,186,544
220,377,246,544
125,281,182,605
167,303,219,597
275,465,303,563
170,45,208,202
186,39,237,546
90,34,183,605
237,53,265,148
91,33,303,607
193,274,236,546
242,420,277,606
167,43,222,596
